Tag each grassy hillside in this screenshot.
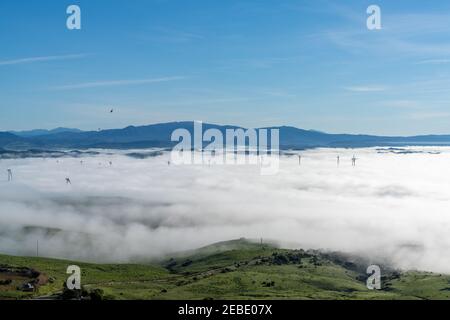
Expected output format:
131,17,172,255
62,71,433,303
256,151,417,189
1,238,450,300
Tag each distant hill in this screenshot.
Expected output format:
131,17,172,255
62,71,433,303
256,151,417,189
10,127,83,138
2,121,450,150
0,132,29,149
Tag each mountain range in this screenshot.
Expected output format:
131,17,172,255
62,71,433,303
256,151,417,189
9,127,83,138
2,121,450,150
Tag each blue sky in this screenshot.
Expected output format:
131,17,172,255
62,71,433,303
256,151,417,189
2,0,450,135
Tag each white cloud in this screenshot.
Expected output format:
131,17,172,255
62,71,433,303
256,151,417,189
1,148,450,274
416,59,450,65
408,111,450,120
0,54,88,66
50,76,186,90
140,27,204,43
344,85,386,92
324,13,450,57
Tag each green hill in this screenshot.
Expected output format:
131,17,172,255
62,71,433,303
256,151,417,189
1,238,449,300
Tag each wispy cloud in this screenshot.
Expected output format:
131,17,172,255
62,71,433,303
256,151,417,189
408,111,450,120
51,76,186,90
138,27,204,44
380,100,423,109
216,57,297,71
344,85,387,92
323,12,450,57
0,54,88,66
416,59,450,65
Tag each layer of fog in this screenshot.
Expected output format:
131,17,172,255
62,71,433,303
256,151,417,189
1,147,450,273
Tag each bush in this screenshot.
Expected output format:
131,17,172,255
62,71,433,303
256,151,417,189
88,288,105,301
181,260,193,267
272,253,289,265
61,283,105,300
0,279,12,286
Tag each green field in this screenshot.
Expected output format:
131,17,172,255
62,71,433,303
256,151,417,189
1,239,449,300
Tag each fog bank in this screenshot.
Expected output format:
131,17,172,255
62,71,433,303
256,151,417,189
1,147,450,273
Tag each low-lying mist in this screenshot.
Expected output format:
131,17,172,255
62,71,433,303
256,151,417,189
1,147,450,273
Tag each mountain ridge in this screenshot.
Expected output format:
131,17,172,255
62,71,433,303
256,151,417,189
2,121,450,150
9,127,83,138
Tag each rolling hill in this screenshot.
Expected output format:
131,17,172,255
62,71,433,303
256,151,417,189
1,239,449,300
